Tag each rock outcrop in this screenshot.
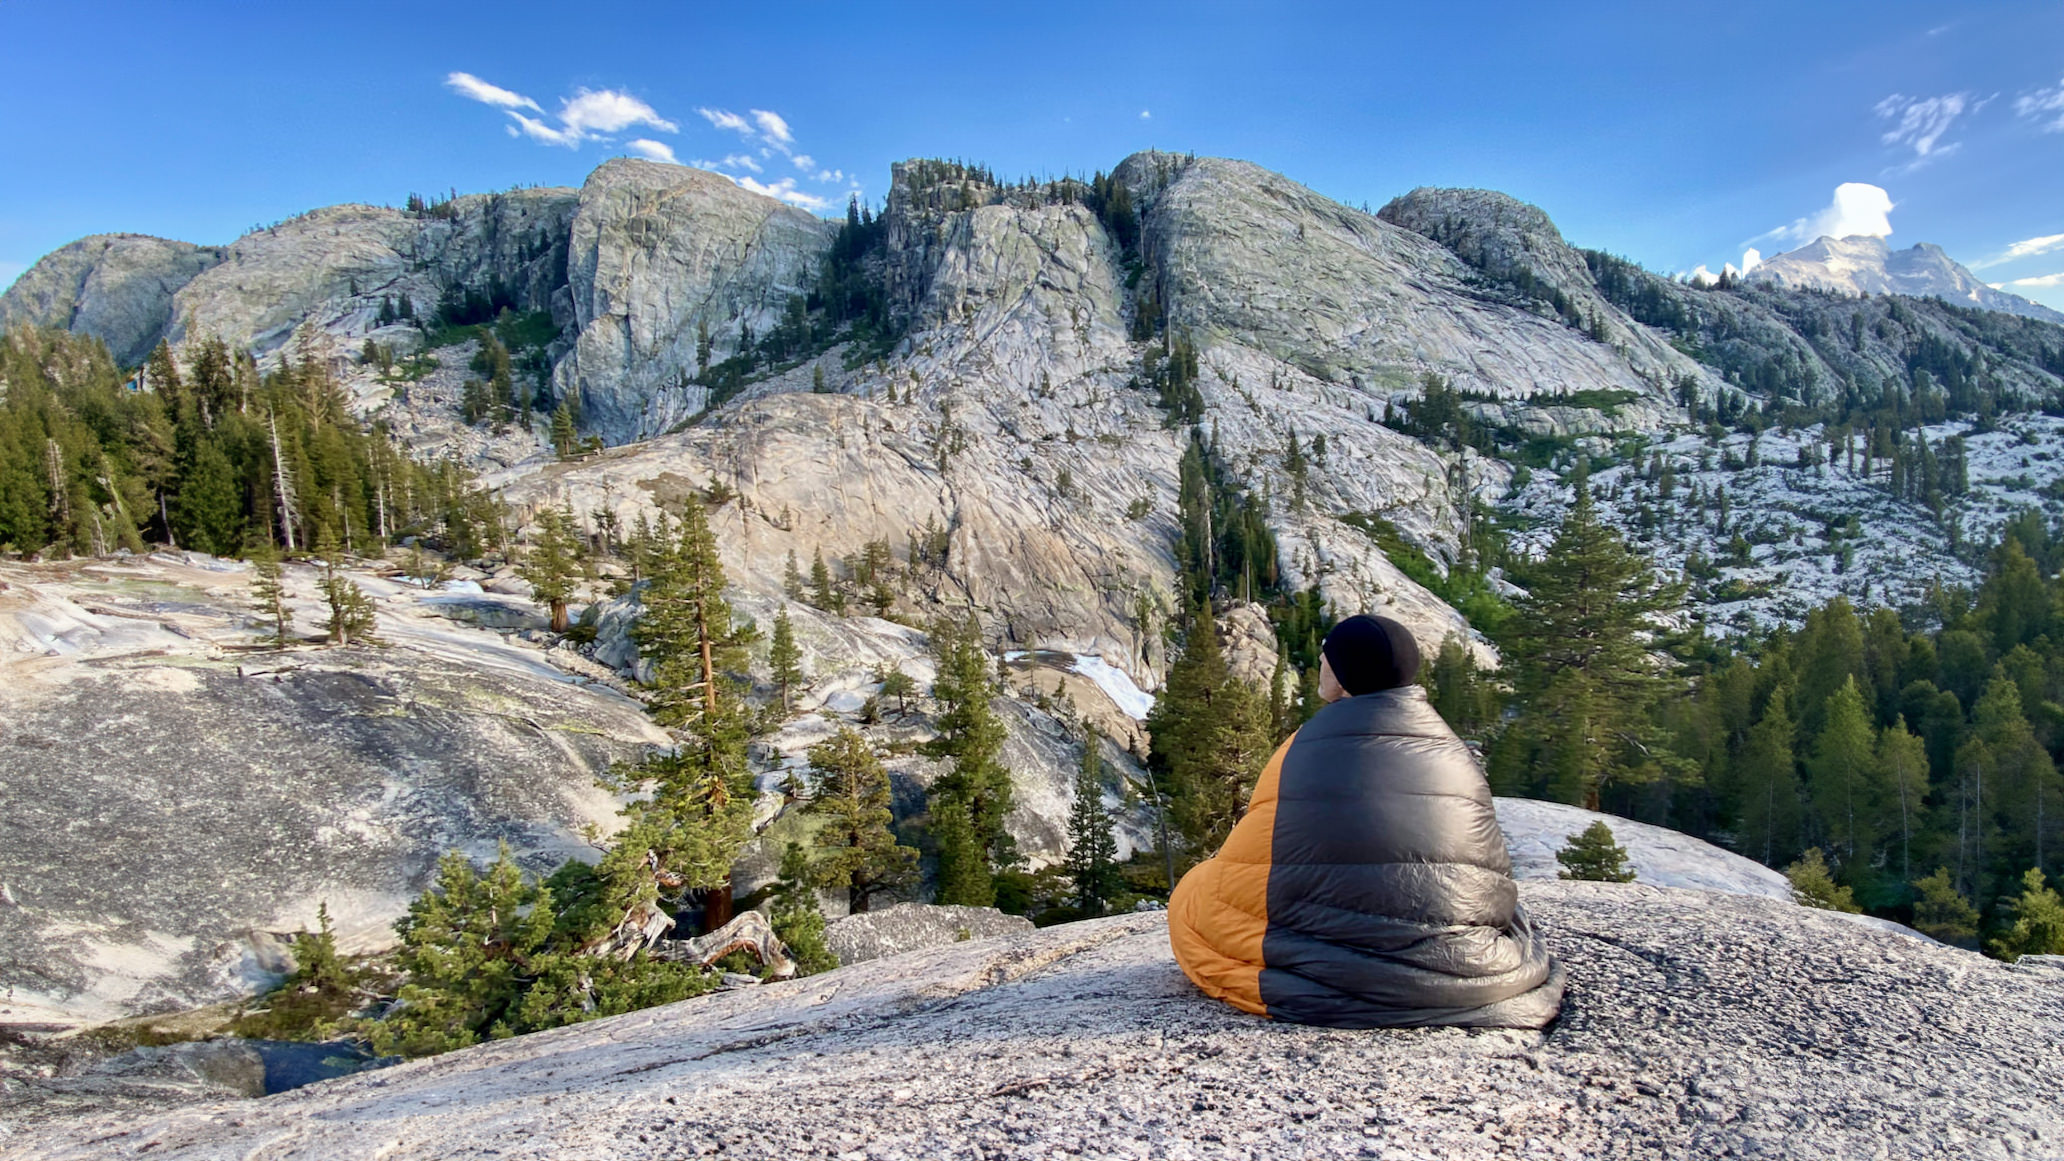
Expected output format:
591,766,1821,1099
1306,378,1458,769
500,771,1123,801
11,882,2059,1159
1493,797,1791,899
0,555,666,1027
1748,234,2064,322
0,235,225,366
823,902,1034,966
553,160,837,441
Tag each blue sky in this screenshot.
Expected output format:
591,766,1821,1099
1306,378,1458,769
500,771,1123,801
3,1,2062,308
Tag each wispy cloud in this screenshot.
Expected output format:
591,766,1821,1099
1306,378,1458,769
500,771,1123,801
1998,272,2064,289
627,139,680,165
752,110,793,148
691,106,852,199
1139,109,1152,120
736,175,831,212
1754,182,1896,248
2016,77,2064,132
451,72,677,151
1875,92,1976,160
697,107,753,137
1971,232,2064,270
446,72,542,113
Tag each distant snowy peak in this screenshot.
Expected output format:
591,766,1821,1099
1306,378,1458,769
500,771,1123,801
1746,234,2064,323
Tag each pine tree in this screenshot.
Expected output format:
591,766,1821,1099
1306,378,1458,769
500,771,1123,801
316,531,376,646
805,727,917,913
619,499,759,930
783,548,805,600
1555,821,1637,882
1988,868,2064,959
1493,474,1684,809
323,574,377,645
1425,636,1496,739
1973,669,2059,882
1065,742,1123,915
371,846,556,1058
929,795,992,907
1146,601,1273,860
175,431,242,556
550,402,579,460
1877,720,1930,888
878,664,916,717
768,607,805,712
919,618,1017,895
1784,848,1861,913
808,547,843,613
247,539,294,646
767,843,838,976
1736,684,1802,866
1910,866,1979,946
1806,677,1883,878
233,902,361,1040
519,504,584,632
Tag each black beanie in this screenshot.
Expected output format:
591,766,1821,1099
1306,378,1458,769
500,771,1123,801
1321,614,1421,695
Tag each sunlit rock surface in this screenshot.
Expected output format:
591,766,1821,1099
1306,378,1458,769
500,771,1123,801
11,882,2058,1159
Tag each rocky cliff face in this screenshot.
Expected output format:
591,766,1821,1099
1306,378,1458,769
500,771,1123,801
1749,234,2064,322
164,189,577,360
12,883,2058,1159
554,160,836,441
0,235,226,366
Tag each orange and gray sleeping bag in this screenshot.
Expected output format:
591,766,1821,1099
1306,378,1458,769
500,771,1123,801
1168,685,1565,1028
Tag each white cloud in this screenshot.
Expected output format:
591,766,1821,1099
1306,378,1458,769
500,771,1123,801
734,175,831,212
1140,109,1151,120
1971,232,2064,270
792,153,815,170
559,89,678,136
721,152,762,173
446,72,541,113
2002,272,2064,288
1759,183,1896,247
451,73,678,151
2016,78,2064,131
751,110,794,148
1875,92,1974,158
627,139,680,164
698,107,754,137
508,110,581,147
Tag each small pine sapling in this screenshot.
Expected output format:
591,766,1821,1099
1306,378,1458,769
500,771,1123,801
1555,821,1637,883
1784,848,1861,913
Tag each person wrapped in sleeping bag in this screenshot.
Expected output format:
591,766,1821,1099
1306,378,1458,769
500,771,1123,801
1168,613,1565,1029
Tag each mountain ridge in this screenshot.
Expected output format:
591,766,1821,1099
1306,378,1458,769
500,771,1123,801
1747,233,2064,323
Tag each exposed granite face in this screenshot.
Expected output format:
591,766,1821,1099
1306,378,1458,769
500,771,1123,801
0,556,666,1027
12,882,2059,1159
0,235,226,366
552,160,837,441
822,903,1034,966
164,190,577,361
